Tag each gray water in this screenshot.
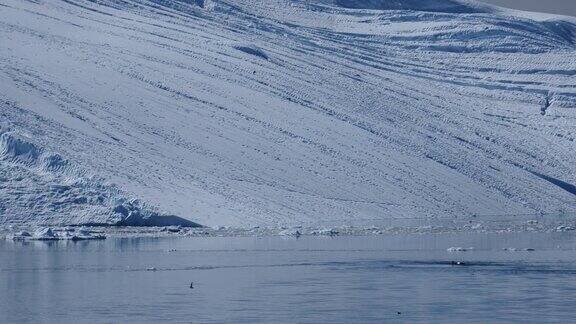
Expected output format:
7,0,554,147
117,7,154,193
2,232,576,323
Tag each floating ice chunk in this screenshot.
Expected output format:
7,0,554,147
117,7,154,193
34,227,58,240
312,228,339,236
162,226,181,233
77,227,91,236
446,247,473,252
504,247,535,252
34,227,107,241
556,225,575,232
279,229,301,237
8,231,32,241
68,228,106,241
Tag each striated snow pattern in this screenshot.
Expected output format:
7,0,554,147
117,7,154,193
0,0,575,227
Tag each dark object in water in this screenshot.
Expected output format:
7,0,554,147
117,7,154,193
451,261,466,266
190,282,194,289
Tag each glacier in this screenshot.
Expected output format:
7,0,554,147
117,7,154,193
0,0,575,228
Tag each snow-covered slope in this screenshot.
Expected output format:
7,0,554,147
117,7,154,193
0,0,575,227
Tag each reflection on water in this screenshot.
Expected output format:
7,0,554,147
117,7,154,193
1,233,576,323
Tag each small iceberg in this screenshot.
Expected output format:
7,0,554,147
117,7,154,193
447,247,473,252
279,229,302,237
6,227,108,241
33,227,59,241
8,231,32,241
61,227,106,241
556,225,575,232
162,225,182,233
311,228,339,236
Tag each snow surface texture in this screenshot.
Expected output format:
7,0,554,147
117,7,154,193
0,127,200,227
0,0,575,228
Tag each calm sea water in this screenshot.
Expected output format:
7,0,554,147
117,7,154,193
2,232,576,323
